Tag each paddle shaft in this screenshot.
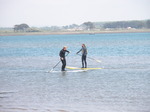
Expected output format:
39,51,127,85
77,54,101,63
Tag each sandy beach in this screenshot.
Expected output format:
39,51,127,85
0,29,150,36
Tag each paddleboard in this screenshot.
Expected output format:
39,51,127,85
50,69,87,73
66,66,102,70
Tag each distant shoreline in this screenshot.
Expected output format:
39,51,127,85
0,29,150,36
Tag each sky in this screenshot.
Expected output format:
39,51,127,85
0,0,150,27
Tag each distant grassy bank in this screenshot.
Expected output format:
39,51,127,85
0,29,150,36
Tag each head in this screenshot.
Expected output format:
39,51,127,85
63,46,67,50
82,44,86,47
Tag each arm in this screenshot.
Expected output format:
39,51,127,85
66,50,70,53
59,50,64,60
76,49,82,54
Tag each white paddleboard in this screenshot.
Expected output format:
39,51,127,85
50,70,87,73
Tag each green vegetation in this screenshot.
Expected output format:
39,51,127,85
14,24,29,32
102,20,150,29
0,19,150,36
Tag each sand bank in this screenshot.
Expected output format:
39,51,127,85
0,29,150,36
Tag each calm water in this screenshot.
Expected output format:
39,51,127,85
0,33,150,112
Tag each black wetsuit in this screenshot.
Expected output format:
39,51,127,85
77,47,87,68
59,49,69,71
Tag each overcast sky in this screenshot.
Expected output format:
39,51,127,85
0,0,150,27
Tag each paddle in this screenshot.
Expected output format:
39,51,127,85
49,60,61,72
77,54,101,63
50,52,69,72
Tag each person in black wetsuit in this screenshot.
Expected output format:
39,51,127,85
59,46,70,71
76,44,87,68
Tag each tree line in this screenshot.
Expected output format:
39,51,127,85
14,24,29,32
102,20,150,29
13,20,150,32
13,23,40,32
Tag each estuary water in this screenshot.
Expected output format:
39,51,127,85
0,33,150,112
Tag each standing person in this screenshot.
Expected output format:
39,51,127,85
76,44,87,68
59,46,70,71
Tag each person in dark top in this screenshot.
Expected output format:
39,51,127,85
59,46,70,71
76,44,87,68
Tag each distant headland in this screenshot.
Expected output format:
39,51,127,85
0,20,150,36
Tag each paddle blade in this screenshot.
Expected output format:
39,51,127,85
95,59,101,63
49,68,54,72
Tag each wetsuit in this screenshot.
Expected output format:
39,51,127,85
59,49,69,71
77,47,87,68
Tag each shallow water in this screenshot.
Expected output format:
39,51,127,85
0,33,150,112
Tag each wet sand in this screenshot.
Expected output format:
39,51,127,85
0,29,150,36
